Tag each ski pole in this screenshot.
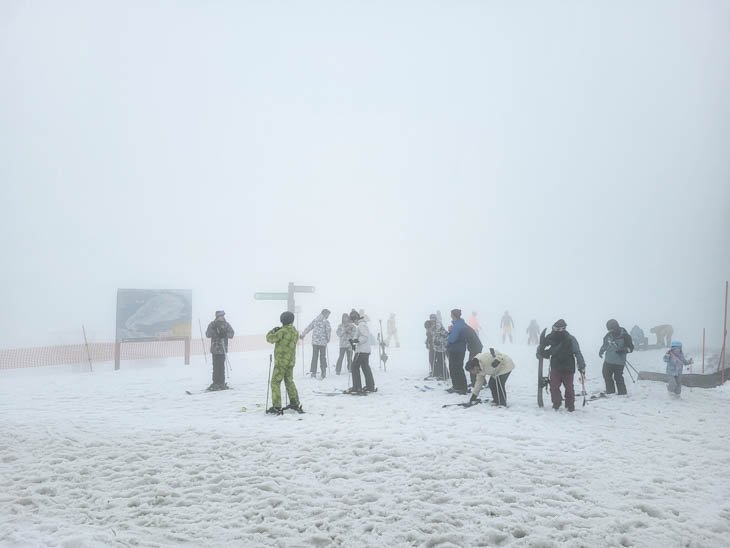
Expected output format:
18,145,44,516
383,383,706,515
625,358,639,376
625,363,636,384
198,319,207,365
580,371,587,407
82,325,93,373
266,354,273,411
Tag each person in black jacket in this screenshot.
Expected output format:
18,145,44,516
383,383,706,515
599,319,634,395
538,319,586,412
463,323,483,387
205,310,235,391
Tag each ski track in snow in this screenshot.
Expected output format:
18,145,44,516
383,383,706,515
1,347,728,547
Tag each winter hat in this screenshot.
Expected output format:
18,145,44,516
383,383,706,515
465,358,479,371
451,309,462,319
552,319,567,329
429,314,437,321
606,319,620,331
670,340,682,348
321,309,331,317
280,311,295,325
349,310,361,322
215,310,225,318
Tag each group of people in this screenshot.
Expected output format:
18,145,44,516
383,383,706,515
204,308,690,415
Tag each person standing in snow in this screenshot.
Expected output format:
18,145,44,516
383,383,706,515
664,341,693,397
465,348,516,407
446,309,469,394
467,311,481,335
463,323,483,387
428,316,449,379
386,313,400,348
335,313,357,375
348,310,376,393
300,309,332,378
425,315,436,375
537,319,586,412
598,319,634,395
265,311,302,414
205,310,235,391
526,319,540,345
500,310,515,343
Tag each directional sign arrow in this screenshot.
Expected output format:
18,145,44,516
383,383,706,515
291,285,315,293
253,292,289,300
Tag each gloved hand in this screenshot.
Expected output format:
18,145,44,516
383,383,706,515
598,351,604,359
491,359,500,368
578,367,586,375
271,326,281,333
299,334,305,340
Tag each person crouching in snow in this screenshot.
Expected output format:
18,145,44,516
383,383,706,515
465,348,515,407
663,340,693,397
265,311,302,414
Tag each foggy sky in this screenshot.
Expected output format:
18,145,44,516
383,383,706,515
1,1,729,351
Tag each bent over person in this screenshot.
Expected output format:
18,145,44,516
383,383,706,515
266,311,302,414
205,310,234,391
465,348,515,407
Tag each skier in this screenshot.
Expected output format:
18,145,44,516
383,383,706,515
465,348,515,407
425,315,436,374
205,310,234,391
265,311,302,414
663,341,693,397
386,313,400,348
650,324,674,347
526,319,540,345
463,323,483,387
537,319,586,412
428,316,449,379
446,309,469,394
467,311,481,335
335,313,357,375
599,319,634,395
300,309,332,378
500,310,515,343
348,310,376,393
630,325,648,349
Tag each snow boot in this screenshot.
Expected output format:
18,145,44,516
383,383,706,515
266,406,283,415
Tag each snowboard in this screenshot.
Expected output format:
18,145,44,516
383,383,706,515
537,328,547,408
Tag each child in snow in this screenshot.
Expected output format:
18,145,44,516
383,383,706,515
465,348,515,407
266,312,302,414
663,341,693,396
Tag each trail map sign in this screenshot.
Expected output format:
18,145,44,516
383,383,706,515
116,289,192,341
114,289,192,370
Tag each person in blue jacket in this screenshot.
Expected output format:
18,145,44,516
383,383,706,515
663,341,693,397
446,309,469,394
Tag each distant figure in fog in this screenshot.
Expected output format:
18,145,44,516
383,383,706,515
500,310,514,343
526,319,540,345
650,324,674,347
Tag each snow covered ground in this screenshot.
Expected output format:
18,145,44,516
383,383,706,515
1,344,729,547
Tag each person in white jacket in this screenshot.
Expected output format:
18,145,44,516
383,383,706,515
348,310,376,393
465,348,515,407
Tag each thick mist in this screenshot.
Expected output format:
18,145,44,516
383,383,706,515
1,1,728,353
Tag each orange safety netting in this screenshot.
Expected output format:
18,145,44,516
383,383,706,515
0,335,268,370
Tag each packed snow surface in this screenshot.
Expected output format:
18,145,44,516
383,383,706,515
1,345,728,547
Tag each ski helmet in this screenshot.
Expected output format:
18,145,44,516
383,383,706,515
670,340,682,348
280,311,295,325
